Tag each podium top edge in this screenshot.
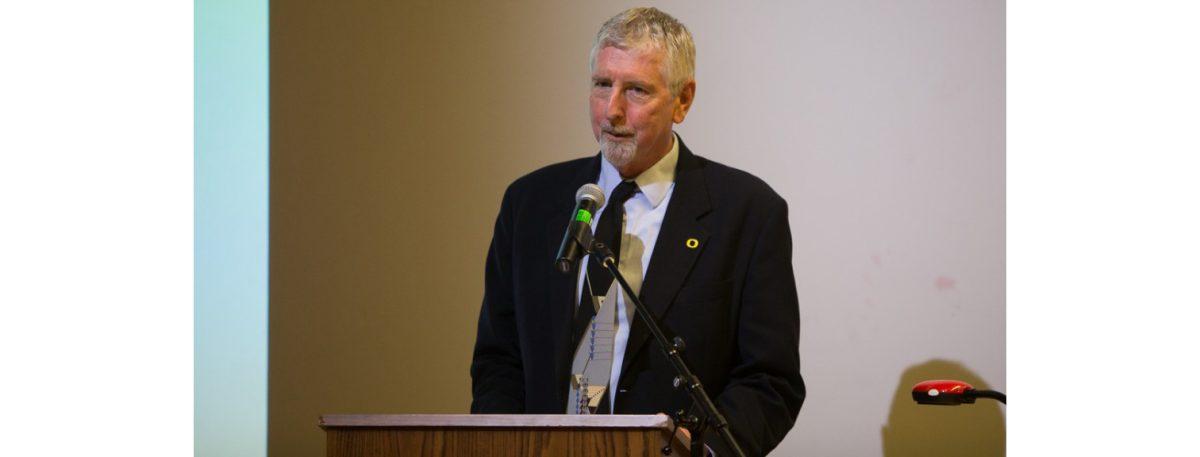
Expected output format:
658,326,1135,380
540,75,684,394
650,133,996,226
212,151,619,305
319,414,673,429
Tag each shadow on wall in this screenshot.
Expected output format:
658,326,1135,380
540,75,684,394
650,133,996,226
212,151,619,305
882,359,1005,457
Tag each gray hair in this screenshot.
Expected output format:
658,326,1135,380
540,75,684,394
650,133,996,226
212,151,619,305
589,7,696,96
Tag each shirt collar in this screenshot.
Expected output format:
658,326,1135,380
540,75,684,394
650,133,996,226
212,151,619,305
598,132,679,210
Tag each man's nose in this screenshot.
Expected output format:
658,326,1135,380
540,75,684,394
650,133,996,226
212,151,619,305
605,90,625,124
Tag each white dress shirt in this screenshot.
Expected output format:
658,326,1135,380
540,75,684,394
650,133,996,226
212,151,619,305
575,133,679,412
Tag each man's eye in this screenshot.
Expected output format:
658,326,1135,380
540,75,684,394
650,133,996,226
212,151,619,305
593,81,611,88
626,87,651,99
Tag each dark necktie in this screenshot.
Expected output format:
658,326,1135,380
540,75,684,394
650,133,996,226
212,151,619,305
571,180,640,349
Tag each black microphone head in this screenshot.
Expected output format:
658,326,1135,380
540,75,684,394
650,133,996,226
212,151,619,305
576,183,605,208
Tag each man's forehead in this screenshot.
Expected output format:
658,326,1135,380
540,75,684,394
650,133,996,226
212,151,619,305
597,42,665,61
591,45,667,80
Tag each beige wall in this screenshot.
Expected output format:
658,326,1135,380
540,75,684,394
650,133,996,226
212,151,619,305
270,1,1004,456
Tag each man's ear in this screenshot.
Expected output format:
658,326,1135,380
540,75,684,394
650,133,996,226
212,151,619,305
672,80,696,124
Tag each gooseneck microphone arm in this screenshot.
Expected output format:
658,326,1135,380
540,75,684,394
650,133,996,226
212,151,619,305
968,389,1006,404
581,236,747,457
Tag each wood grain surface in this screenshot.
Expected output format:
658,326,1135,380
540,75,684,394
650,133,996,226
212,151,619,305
321,414,691,457
320,414,673,429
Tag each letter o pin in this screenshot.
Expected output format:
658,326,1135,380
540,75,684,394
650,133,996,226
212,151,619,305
685,238,700,249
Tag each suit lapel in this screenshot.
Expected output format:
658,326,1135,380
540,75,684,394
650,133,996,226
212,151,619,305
546,154,602,409
619,141,712,382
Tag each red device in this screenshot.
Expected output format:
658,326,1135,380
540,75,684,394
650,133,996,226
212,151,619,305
912,379,1006,405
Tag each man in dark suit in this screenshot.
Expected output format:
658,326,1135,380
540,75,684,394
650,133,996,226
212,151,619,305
470,7,804,456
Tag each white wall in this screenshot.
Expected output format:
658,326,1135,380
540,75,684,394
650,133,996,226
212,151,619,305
670,1,1006,454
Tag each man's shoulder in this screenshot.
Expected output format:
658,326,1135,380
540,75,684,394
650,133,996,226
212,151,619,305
498,155,596,210
694,153,787,209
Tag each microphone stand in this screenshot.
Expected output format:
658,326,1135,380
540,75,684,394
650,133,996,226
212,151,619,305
573,229,747,457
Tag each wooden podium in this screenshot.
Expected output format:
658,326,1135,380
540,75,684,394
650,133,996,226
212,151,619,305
319,414,691,457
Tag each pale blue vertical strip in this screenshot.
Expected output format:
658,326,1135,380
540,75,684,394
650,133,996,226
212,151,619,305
195,0,269,455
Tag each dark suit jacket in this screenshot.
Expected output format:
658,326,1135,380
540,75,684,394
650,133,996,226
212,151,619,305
471,139,805,456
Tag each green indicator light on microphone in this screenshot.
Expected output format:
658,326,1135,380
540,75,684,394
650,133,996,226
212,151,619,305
575,209,593,223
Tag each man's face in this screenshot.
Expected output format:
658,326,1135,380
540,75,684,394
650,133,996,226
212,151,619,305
589,45,693,177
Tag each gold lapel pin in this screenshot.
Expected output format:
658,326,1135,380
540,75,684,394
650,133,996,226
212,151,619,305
685,238,700,249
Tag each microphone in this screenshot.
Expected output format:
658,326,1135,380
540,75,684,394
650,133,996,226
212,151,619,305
555,183,605,273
